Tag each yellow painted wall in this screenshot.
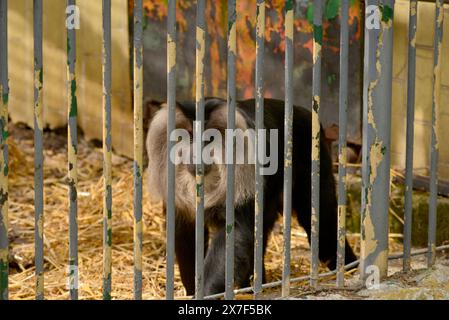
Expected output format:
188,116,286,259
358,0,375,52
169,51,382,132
6,0,449,178
392,0,449,179
8,0,132,157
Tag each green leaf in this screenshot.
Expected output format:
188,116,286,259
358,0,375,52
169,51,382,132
325,0,341,21
306,3,314,25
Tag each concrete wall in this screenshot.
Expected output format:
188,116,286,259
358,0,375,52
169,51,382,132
391,0,449,179
7,0,132,156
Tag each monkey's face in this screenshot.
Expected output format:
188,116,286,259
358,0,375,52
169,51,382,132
146,102,255,218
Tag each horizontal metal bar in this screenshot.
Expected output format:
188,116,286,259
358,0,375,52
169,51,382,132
204,244,449,300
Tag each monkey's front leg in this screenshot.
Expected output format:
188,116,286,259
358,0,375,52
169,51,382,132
203,217,254,296
175,215,210,297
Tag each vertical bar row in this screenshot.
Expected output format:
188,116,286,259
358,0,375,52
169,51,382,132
0,0,8,301
282,0,293,298
195,0,206,300
34,0,44,300
102,0,112,300
310,0,322,288
360,0,394,280
336,0,349,287
225,0,236,301
428,0,444,268
67,0,79,300
166,0,176,300
254,0,265,299
403,0,417,272
133,0,143,301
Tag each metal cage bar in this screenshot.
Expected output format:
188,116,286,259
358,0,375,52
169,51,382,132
361,0,395,280
102,0,113,300
34,0,44,301
166,0,177,300
133,0,144,301
403,0,417,272
66,0,79,300
0,0,9,301
282,0,294,298
195,0,206,300
254,0,265,299
336,0,349,288
310,0,323,288
428,0,444,268
225,0,237,301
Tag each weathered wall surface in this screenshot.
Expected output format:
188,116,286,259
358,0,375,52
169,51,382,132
142,0,364,145
7,0,132,156
6,0,449,181
391,0,449,179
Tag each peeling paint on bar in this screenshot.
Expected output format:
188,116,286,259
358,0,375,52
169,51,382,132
0,0,8,301
66,0,79,300
403,0,417,272
310,0,322,288
34,0,45,300
102,0,113,300
195,0,206,300
282,0,293,298
361,0,394,281
428,0,444,268
133,0,143,301
254,0,265,300
166,0,177,300
225,0,236,301
336,0,349,288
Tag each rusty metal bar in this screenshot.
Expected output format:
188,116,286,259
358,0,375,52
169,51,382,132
195,0,206,300
225,0,236,301
428,0,444,268
336,0,349,288
67,0,79,300
133,0,143,300
310,0,322,288
403,0,417,272
254,0,265,299
0,0,9,301
360,0,394,281
166,0,176,300
34,0,44,300
282,0,293,298
102,0,113,300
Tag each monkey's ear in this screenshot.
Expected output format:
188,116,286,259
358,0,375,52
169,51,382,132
143,99,166,123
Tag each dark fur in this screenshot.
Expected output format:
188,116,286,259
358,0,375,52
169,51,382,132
147,97,357,296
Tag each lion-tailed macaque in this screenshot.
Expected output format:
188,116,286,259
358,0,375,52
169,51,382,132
145,97,357,296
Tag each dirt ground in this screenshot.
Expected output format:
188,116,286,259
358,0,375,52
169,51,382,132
5,122,426,300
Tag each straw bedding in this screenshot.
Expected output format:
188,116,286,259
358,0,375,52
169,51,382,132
6,122,401,300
